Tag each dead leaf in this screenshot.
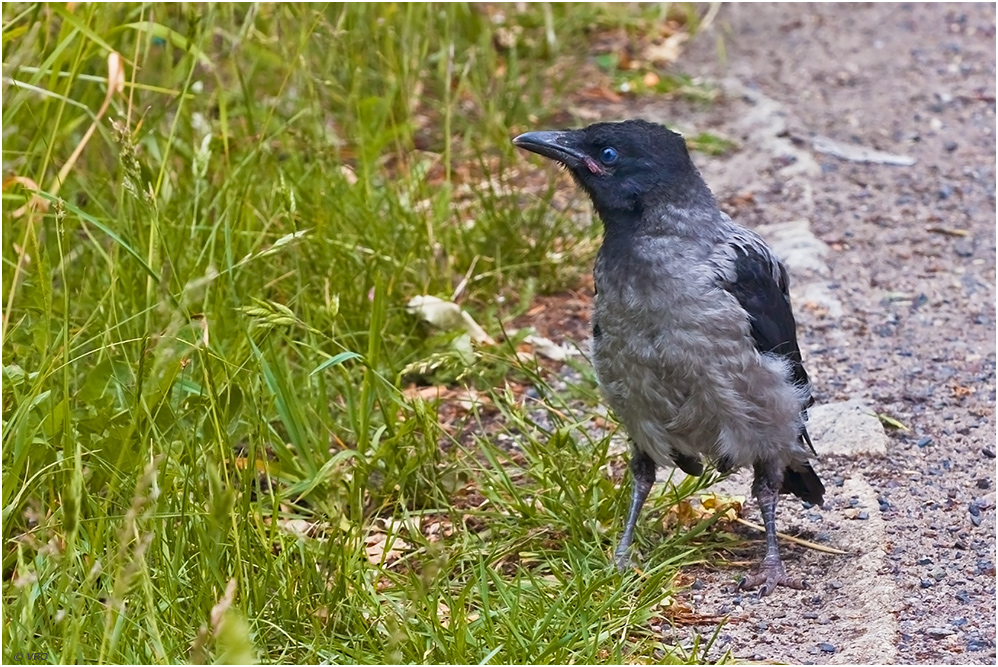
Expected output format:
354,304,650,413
107,51,125,94
663,492,745,530
364,531,411,566
643,32,689,65
402,384,491,411
279,518,323,539
4,175,49,218
699,492,745,522
406,295,495,345
521,334,580,361
579,85,623,103
951,383,975,398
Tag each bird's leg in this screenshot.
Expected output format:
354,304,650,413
614,448,656,571
739,461,807,597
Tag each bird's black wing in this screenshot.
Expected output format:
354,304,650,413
722,241,814,411
722,241,822,498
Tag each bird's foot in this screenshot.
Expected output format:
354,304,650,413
613,547,635,572
738,557,806,597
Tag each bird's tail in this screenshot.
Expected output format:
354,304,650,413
781,460,825,505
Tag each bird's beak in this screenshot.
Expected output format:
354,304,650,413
512,130,588,168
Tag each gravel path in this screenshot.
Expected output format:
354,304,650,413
566,4,995,664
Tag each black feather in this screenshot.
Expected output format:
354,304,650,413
723,243,817,457
724,245,812,402
781,461,825,505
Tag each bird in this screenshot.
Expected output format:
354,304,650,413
512,119,825,596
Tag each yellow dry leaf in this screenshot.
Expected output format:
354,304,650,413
699,492,745,522
663,492,745,530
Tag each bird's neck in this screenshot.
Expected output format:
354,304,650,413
596,181,724,244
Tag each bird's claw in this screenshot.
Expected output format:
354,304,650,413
738,560,807,597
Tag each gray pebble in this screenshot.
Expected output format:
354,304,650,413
818,642,836,653
967,638,992,652
926,626,955,639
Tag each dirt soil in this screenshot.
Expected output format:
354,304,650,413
536,4,996,664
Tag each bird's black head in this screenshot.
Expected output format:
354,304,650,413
513,119,708,221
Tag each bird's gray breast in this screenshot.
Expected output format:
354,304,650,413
591,235,803,471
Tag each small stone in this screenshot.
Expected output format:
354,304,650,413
818,642,836,653
920,579,934,589
968,503,981,517
954,239,974,258
829,580,844,590
691,578,705,591
926,626,955,639
983,448,996,459
917,556,933,565
757,621,769,631
955,590,971,603
878,496,891,511
858,511,869,520
967,638,991,651
916,436,933,448
930,568,946,581
952,617,967,626
976,479,990,489
803,611,819,619
970,515,982,527
943,140,958,152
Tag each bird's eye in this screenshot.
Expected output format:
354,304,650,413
599,147,619,165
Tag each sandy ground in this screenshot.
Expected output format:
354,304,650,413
548,3,995,664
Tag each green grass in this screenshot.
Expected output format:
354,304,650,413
3,3,735,663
